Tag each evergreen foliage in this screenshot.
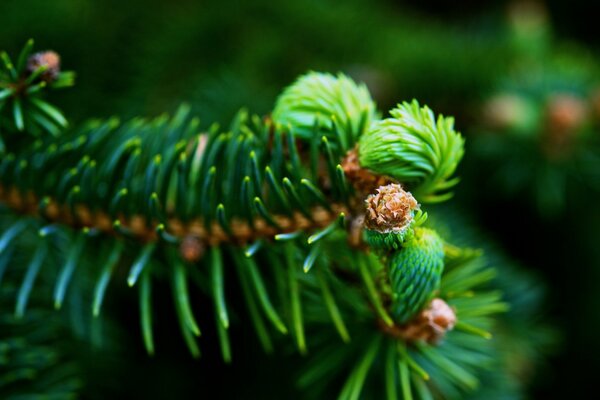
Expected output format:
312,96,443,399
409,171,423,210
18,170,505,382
0,39,553,399
358,101,465,203
272,72,377,147
0,40,74,150
466,4,600,216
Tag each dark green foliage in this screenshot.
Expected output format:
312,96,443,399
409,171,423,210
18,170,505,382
0,28,556,400
296,231,509,399
0,308,82,399
428,206,558,398
0,40,74,150
465,7,600,217
0,104,353,227
1,69,361,367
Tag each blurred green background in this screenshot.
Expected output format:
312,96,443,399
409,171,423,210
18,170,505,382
2,0,599,398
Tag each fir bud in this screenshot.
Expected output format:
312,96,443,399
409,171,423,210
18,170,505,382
358,100,464,203
543,93,588,159
27,51,61,83
363,183,422,251
388,227,444,324
272,72,377,144
418,298,456,342
545,93,587,135
365,183,417,233
382,298,456,344
180,235,205,262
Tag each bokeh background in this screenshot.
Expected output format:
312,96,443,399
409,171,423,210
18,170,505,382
2,0,599,398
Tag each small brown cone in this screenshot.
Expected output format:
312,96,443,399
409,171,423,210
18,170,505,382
379,298,457,344
27,51,61,83
364,183,418,234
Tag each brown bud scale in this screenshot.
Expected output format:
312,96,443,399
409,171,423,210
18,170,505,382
364,183,418,233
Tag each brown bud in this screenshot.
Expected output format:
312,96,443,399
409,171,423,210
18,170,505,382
543,93,588,159
129,215,148,237
180,235,205,262
27,51,61,83
422,298,457,341
546,94,587,134
341,147,394,194
379,298,457,344
364,183,418,233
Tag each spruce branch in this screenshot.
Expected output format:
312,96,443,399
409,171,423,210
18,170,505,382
0,47,548,399
0,41,74,149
